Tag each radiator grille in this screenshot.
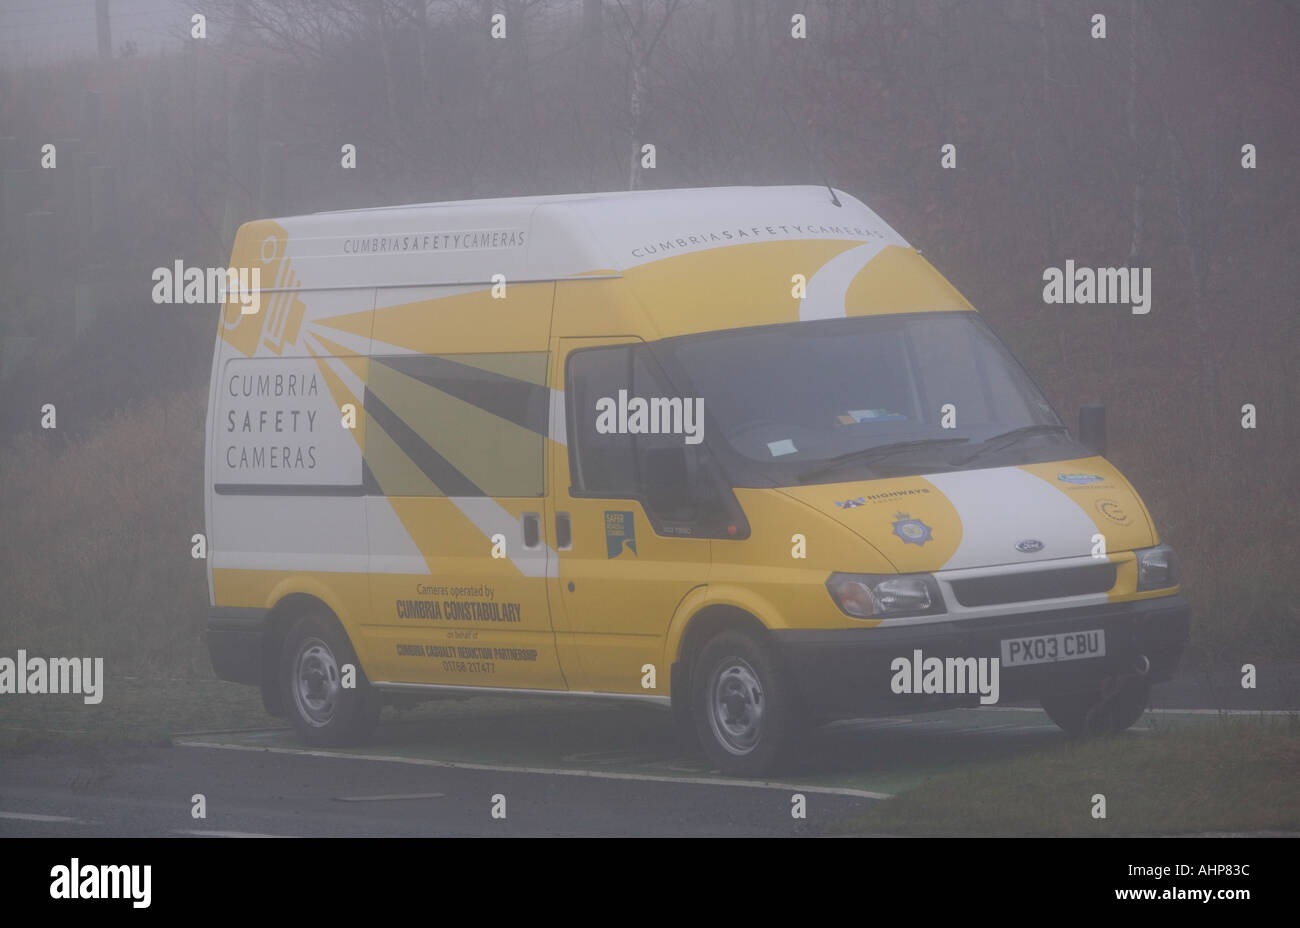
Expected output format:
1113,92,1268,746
950,563,1117,607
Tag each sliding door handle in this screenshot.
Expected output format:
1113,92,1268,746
522,512,540,548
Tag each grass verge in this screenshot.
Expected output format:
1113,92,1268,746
829,714,1300,836
0,676,269,754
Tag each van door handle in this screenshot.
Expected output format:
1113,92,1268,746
555,512,572,550
522,512,540,548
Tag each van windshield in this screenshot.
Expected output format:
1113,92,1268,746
653,311,1084,487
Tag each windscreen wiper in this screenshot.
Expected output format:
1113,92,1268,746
797,438,970,483
951,424,1072,465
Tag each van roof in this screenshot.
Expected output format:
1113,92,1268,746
309,184,856,218
315,186,767,214
250,185,912,289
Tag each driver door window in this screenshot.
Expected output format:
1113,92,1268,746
567,343,731,535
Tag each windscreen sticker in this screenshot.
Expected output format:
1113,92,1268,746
846,409,907,422
767,438,798,456
605,510,637,558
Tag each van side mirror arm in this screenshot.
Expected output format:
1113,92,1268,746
1078,404,1106,457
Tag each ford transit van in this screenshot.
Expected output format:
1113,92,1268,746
204,186,1189,775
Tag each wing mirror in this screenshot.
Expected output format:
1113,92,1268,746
1078,404,1106,456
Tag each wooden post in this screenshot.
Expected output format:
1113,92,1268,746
75,283,98,340
0,164,30,252
83,91,103,146
96,0,112,60
2,170,35,259
258,140,285,216
88,165,117,258
25,211,66,330
51,138,80,245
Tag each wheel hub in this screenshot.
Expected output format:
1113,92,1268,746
709,659,765,756
294,638,340,727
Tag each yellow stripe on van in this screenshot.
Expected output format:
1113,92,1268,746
774,476,964,573
844,247,974,315
370,283,553,354
366,360,543,497
310,332,370,379
446,352,549,385
617,239,865,337
221,220,292,358
312,307,375,342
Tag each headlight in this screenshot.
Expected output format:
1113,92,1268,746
1135,544,1178,591
826,572,946,619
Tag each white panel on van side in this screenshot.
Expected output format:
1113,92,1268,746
207,286,374,587
215,354,361,487
210,496,371,573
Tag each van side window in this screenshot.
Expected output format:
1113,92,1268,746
567,345,732,534
566,345,638,497
364,352,548,497
630,348,705,522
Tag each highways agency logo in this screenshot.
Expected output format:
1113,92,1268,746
891,512,933,546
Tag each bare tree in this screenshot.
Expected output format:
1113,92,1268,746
614,0,681,189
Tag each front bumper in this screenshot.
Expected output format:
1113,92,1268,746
772,594,1190,718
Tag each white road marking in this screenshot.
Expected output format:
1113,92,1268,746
175,740,893,800
334,793,446,802
0,810,86,823
981,706,1296,716
173,829,292,838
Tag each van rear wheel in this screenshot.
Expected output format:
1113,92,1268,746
1041,675,1150,737
693,630,800,776
280,613,381,746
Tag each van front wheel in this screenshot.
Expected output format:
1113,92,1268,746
1040,675,1150,737
280,613,381,746
693,631,799,777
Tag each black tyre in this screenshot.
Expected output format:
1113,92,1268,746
671,680,701,755
693,630,801,776
280,612,381,746
1041,675,1150,737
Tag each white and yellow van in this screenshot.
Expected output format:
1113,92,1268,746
204,186,1189,775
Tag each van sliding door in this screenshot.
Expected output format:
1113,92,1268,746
361,283,566,691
